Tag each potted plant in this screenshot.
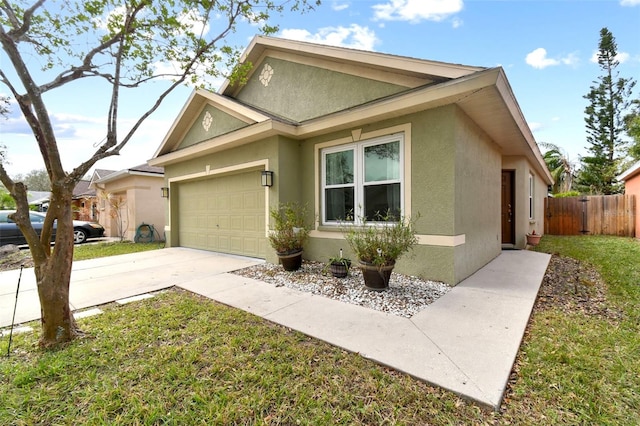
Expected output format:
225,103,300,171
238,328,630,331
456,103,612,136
526,230,542,246
324,249,351,278
268,202,310,271
343,211,419,291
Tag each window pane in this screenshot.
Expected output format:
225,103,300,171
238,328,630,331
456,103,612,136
325,150,354,185
364,183,401,221
364,141,400,182
325,187,354,221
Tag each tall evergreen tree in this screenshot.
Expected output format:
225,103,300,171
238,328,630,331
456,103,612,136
624,98,640,162
577,27,636,194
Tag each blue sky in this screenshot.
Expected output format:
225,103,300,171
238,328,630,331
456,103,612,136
1,0,639,178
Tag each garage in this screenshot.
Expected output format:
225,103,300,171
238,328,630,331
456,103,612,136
177,170,267,258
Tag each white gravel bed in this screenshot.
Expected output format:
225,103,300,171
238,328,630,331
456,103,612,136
231,261,450,318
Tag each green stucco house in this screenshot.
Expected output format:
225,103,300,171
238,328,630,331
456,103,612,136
149,36,553,285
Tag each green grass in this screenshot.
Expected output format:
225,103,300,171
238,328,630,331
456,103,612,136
72,241,165,261
1,236,638,424
506,235,640,425
1,290,489,425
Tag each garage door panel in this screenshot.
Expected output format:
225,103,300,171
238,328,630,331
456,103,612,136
178,171,266,258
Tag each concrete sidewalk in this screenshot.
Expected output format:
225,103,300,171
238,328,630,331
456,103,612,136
0,247,550,410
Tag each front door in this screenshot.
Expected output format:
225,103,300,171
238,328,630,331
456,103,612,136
501,170,515,245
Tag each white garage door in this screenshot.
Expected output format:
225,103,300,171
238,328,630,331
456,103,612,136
177,171,267,258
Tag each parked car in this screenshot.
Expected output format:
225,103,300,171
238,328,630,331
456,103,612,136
0,210,105,246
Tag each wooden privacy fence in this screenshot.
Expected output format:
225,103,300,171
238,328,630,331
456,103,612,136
545,195,636,236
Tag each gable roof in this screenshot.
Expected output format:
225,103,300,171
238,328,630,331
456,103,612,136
73,180,95,198
219,36,485,96
618,160,640,181
90,164,164,186
150,36,552,184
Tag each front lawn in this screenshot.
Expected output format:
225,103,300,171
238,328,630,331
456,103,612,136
1,235,638,424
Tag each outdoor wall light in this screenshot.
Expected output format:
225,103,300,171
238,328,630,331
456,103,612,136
261,170,274,187
161,187,170,198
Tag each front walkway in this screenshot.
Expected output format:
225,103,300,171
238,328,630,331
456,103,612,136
0,248,550,409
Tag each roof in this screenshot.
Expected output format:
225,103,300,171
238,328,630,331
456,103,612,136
150,36,552,184
618,160,640,182
90,164,164,186
72,180,95,198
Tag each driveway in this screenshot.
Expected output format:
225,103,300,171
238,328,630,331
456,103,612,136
0,248,263,328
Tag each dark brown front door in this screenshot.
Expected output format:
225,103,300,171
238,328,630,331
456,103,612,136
501,170,515,244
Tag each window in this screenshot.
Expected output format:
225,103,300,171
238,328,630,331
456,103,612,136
322,134,403,224
529,173,534,219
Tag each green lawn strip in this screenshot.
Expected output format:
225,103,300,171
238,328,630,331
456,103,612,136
1,290,490,425
72,241,165,261
503,235,640,424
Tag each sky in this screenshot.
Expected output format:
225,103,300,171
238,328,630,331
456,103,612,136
1,0,639,179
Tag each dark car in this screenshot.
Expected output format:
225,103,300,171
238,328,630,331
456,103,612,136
0,210,105,246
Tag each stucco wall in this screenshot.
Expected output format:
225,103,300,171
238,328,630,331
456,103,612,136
163,103,543,285
299,105,494,285
98,175,165,241
502,156,547,248
624,174,640,238
236,57,407,122
453,107,502,282
178,105,248,149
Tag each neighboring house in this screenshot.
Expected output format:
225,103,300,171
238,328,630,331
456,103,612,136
27,191,51,211
149,36,552,285
618,160,640,238
72,180,98,221
89,164,165,241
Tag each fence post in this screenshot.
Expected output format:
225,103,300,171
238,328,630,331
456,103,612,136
580,197,589,234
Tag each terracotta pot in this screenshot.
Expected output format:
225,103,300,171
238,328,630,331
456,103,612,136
526,233,542,246
278,250,303,271
359,261,395,291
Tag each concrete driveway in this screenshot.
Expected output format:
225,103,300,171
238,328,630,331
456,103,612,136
0,248,263,328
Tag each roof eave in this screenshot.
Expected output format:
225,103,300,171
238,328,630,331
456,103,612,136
618,160,640,181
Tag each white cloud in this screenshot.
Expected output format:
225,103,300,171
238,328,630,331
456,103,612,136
372,0,463,23
590,50,631,64
620,0,640,6
451,17,463,28
525,48,579,69
529,122,543,132
280,24,379,51
561,52,579,66
332,1,350,11
526,48,559,69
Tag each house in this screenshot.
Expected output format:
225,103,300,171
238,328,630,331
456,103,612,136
148,36,553,285
89,164,165,241
71,180,98,221
618,160,640,238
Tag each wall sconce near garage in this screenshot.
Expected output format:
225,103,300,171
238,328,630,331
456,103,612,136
261,170,274,187
161,187,170,198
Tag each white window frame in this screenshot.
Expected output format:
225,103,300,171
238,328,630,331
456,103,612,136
321,133,404,225
529,173,534,220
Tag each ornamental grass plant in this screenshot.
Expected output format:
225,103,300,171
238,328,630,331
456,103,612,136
342,211,419,267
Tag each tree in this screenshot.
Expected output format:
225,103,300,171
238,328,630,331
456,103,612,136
99,190,129,241
624,98,640,162
13,169,50,191
540,142,575,194
577,27,636,195
0,0,318,348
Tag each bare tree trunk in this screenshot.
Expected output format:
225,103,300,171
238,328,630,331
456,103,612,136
34,189,81,347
